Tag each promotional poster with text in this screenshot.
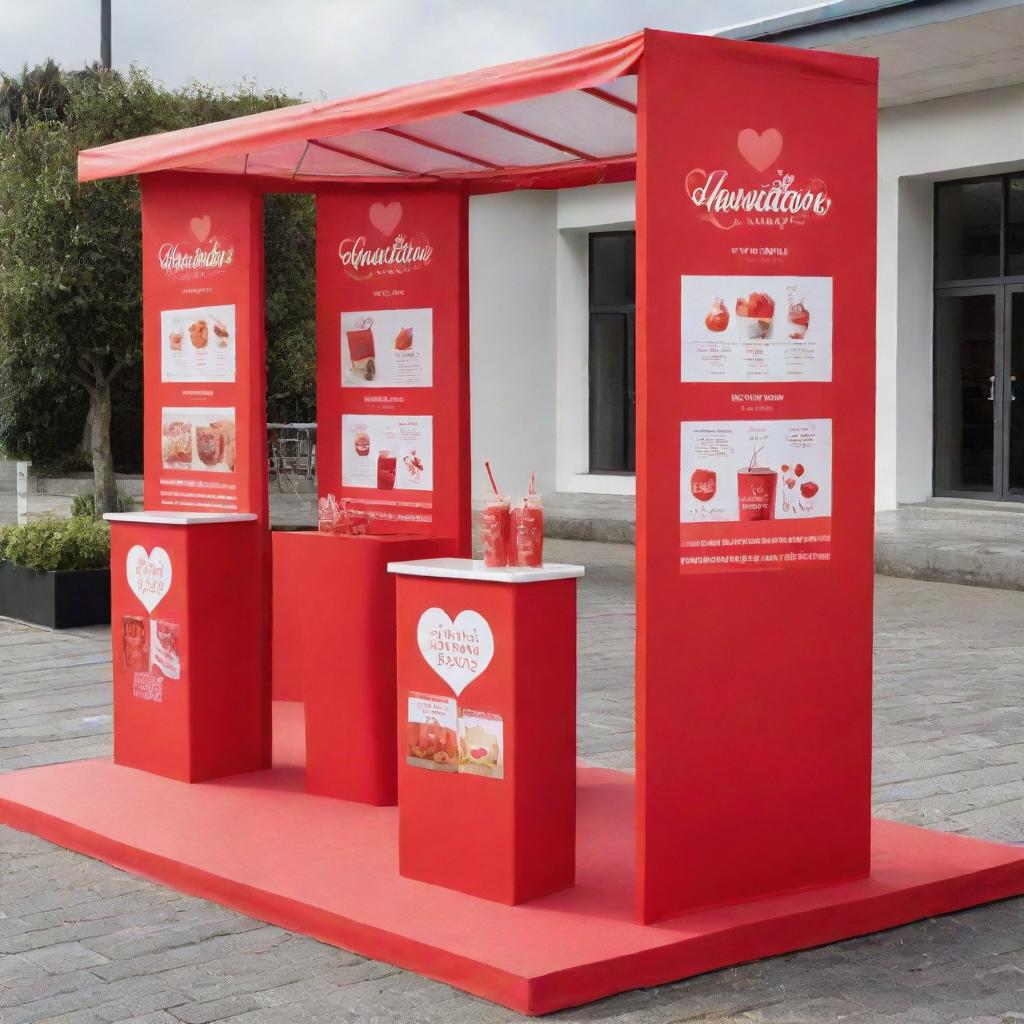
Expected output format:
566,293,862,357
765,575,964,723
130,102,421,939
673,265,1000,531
141,176,261,516
316,189,468,543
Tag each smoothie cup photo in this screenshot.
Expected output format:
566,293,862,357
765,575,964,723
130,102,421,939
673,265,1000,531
736,446,777,521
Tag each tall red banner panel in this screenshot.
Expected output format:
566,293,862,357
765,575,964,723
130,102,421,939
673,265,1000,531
635,31,879,922
316,187,471,553
141,173,268,521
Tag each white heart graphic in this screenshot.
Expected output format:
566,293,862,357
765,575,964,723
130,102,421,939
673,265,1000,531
417,608,494,697
126,545,173,614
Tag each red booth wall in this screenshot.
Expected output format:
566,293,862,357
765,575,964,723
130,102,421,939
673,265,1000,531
635,30,878,923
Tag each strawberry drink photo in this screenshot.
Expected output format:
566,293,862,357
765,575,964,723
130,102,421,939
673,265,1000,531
341,414,433,491
680,418,832,572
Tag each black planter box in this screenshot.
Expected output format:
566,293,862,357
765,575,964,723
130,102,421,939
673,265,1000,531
0,560,111,629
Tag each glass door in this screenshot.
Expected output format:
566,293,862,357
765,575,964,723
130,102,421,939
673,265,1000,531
934,288,1003,498
1004,285,1024,497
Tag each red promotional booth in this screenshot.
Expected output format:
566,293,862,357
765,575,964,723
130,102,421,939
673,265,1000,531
2,29,1024,1015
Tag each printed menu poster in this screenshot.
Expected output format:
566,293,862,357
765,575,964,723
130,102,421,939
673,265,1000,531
341,414,433,491
150,620,181,680
680,418,832,573
341,308,433,389
160,304,236,383
458,709,504,780
681,275,832,382
161,408,236,474
407,692,459,772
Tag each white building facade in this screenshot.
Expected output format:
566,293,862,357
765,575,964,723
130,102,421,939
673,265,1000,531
468,0,1024,513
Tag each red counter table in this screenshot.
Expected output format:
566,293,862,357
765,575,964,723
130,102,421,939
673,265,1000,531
388,557,584,905
106,511,270,783
273,531,456,805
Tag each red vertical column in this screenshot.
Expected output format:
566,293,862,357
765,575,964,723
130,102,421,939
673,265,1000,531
635,31,878,922
109,173,270,781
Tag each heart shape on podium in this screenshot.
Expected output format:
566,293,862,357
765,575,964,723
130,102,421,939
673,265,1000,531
417,607,493,697
126,545,172,614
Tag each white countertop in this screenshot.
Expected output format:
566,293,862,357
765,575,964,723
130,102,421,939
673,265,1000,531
104,511,258,526
387,557,585,584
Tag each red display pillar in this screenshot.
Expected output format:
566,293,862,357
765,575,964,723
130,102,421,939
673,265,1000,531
635,31,878,922
109,173,271,782
391,558,583,905
273,532,456,804
109,514,265,781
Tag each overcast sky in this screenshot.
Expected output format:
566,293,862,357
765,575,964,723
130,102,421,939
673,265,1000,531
4,1,796,99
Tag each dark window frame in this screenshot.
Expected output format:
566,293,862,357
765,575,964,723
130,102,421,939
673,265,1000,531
587,230,636,475
933,171,1024,502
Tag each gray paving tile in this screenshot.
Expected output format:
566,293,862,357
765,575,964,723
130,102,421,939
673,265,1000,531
2,539,1024,1021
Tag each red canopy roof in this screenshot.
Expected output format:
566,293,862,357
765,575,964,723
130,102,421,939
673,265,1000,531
78,31,645,190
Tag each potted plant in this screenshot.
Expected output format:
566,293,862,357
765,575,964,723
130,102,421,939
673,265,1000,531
0,516,111,628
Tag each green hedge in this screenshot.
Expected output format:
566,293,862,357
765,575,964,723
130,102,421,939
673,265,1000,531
70,491,135,518
0,517,110,572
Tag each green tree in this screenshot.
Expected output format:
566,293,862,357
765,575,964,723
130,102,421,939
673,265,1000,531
0,64,315,510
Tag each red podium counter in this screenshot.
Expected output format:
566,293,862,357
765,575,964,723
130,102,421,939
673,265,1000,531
106,511,270,783
273,532,455,805
388,558,584,905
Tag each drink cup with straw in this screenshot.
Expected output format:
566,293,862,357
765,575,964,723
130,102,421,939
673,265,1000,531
512,471,545,568
480,461,511,567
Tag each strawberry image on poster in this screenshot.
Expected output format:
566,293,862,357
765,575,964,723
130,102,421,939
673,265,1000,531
681,275,833,383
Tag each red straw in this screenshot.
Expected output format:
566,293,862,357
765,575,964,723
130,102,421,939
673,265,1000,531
528,471,536,496
484,461,500,496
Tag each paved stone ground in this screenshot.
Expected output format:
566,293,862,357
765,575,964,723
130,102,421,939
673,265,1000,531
2,539,1024,1023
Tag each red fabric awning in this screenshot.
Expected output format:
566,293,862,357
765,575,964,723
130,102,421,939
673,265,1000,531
78,31,645,189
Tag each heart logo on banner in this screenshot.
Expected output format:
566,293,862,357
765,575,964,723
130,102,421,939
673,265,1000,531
737,128,783,172
417,608,494,697
683,167,707,201
190,214,212,242
369,201,402,237
126,545,172,614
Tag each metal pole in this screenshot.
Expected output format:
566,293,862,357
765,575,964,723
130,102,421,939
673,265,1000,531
100,0,111,69
16,462,30,526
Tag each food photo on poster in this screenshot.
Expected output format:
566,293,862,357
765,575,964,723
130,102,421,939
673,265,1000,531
160,304,236,383
681,275,832,382
150,620,181,680
121,615,149,671
407,691,458,772
341,308,433,388
680,418,832,572
458,709,504,780
161,408,236,473
341,414,432,491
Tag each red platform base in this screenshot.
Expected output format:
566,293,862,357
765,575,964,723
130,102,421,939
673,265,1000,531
2,702,1023,1016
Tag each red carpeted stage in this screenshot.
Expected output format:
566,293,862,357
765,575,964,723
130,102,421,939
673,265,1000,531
2,702,1023,1015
